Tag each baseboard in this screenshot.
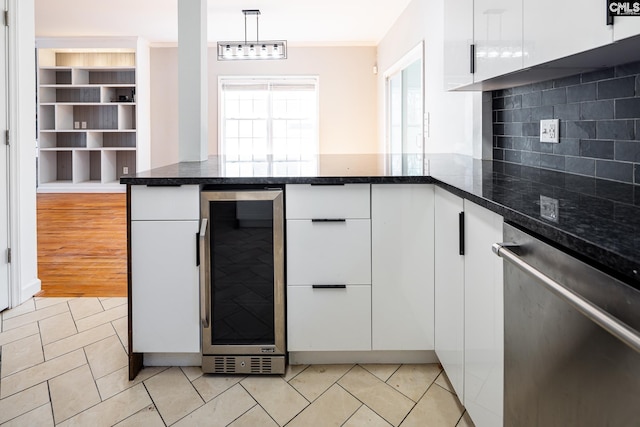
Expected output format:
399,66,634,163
19,277,42,306
143,352,202,367
288,350,438,365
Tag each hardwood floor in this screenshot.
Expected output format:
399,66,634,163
36,193,127,297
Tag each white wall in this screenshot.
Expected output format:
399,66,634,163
377,0,482,157
150,46,379,169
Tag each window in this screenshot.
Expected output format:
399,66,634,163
385,43,424,175
219,77,319,176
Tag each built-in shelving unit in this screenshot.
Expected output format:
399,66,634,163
37,43,145,192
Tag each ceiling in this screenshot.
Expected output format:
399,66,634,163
34,0,413,46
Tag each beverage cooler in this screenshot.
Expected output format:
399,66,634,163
199,187,285,374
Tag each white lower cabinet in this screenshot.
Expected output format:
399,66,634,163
286,183,435,354
287,285,371,351
130,184,200,354
463,200,504,427
371,184,435,350
435,186,504,427
434,187,465,399
131,220,200,353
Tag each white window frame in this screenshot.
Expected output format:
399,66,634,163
217,76,320,173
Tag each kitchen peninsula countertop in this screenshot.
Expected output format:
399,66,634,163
122,154,640,288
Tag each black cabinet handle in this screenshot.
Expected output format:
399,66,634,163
459,211,465,256
607,2,614,25
312,284,347,289
311,219,346,223
470,44,476,74
145,184,182,187
196,233,200,266
310,183,345,186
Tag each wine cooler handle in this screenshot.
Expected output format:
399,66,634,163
199,218,210,328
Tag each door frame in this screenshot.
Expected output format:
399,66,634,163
383,41,425,156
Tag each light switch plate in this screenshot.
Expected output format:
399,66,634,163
540,119,559,143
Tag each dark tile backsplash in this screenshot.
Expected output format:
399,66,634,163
493,60,640,185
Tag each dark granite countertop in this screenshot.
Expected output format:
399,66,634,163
122,154,640,288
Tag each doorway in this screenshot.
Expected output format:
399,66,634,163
385,42,424,175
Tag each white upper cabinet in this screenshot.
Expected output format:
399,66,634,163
523,0,612,68
613,16,640,41
474,0,523,82
444,0,474,89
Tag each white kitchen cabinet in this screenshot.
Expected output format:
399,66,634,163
523,0,612,68
434,187,465,400
371,184,435,351
130,185,200,353
463,200,504,427
131,220,200,353
131,185,200,221
286,184,370,219
613,17,640,41
287,285,372,351
286,184,372,352
286,219,371,286
474,0,523,82
444,0,474,89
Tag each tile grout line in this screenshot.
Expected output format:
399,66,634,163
334,381,399,427
140,381,168,427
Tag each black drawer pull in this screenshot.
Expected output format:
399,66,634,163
311,219,346,223
310,183,345,186
312,284,347,289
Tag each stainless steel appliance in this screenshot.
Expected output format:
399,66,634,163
494,224,640,426
200,189,285,374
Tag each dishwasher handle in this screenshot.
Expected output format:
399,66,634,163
493,242,640,355
199,218,209,329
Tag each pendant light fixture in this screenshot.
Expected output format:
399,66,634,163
217,9,287,61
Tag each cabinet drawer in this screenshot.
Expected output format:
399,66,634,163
131,185,200,221
287,285,371,351
286,184,370,219
287,219,371,285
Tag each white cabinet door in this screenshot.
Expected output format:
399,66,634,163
371,184,435,350
474,0,523,82
287,219,371,285
523,0,612,68
434,187,465,400
613,17,640,41
131,220,200,353
287,285,372,351
444,0,474,89
463,201,504,427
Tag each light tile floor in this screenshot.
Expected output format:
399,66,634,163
0,297,475,427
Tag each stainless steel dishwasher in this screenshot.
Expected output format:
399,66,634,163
493,224,640,426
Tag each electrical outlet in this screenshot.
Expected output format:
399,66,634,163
123,166,129,175
540,195,559,222
81,122,87,129
540,119,559,143
74,121,79,129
